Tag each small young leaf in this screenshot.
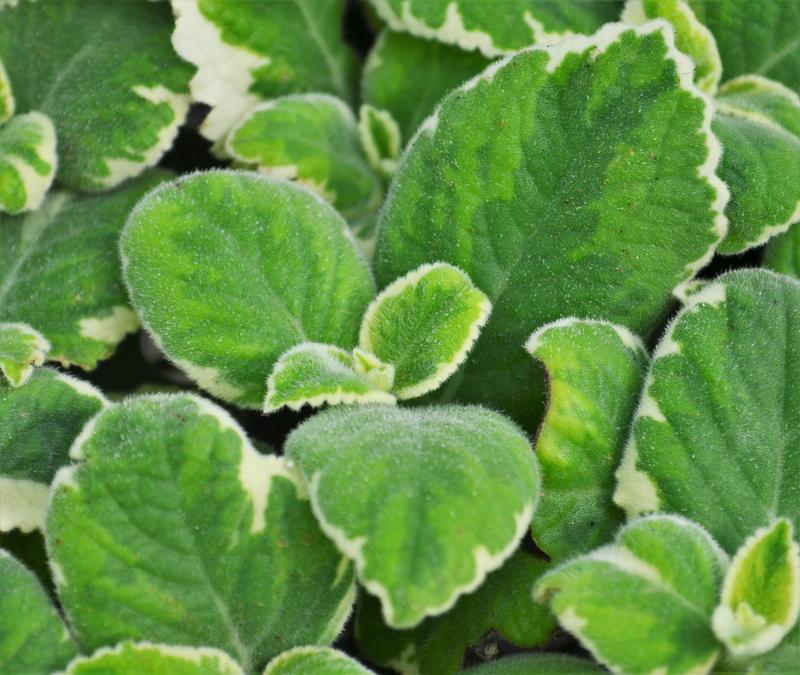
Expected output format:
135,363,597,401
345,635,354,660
0,59,13,124
0,550,76,674
622,0,721,94
62,642,244,675
534,515,728,675
263,343,395,414
359,263,491,399
358,104,401,179
713,76,800,253
226,95,382,219
170,0,358,141
0,170,171,369
464,654,603,674
46,395,355,672
712,519,800,658
615,270,800,552
0,367,106,533
362,30,490,141
764,222,800,278
356,550,555,675
0,111,56,214
264,647,372,675
0,0,191,191
0,322,49,387
121,171,375,408
526,319,647,561
286,405,539,629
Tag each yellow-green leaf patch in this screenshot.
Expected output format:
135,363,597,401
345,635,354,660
0,322,49,387
264,647,372,675
0,111,56,214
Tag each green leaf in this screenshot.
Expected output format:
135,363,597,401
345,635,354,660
685,0,800,96
464,654,603,674
526,319,647,561
764,222,800,278
621,0,721,94
0,111,56,214
375,22,728,427
356,550,555,675
0,550,76,674
747,623,800,674
46,395,355,673
263,343,395,414
712,518,800,658
63,642,244,675
713,76,800,254
366,0,622,56
0,59,13,124
359,263,491,400
264,647,372,675
614,270,800,552
121,171,375,409
358,104,401,179
226,95,382,220
534,515,728,675
170,0,358,142
0,321,49,387
361,30,490,141
0,367,106,533
285,405,539,629
0,0,191,191
0,171,171,369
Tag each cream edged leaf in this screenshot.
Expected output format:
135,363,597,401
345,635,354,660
0,321,49,387
0,111,56,214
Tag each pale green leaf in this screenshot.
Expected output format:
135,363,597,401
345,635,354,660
747,623,800,674
285,405,539,629
375,22,728,426
0,367,106,533
526,319,647,561
358,104,401,179
0,59,12,124
0,550,76,674
713,76,800,253
264,647,372,675
534,515,728,675
464,654,603,674
367,0,622,56
356,550,555,675
712,519,800,658
62,642,244,675
121,171,375,409
0,0,191,191
46,395,355,673
359,263,491,400
0,171,171,369
0,111,56,214
614,270,800,552
0,321,49,387
622,0,721,94
263,343,395,414
764,222,800,278
361,30,490,141
171,0,358,142
226,95,382,219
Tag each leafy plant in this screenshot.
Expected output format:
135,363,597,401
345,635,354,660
1,1,799,674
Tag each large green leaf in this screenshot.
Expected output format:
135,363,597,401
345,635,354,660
0,550,76,674
356,550,554,675
285,405,539,629
0,0,191,191
171,0,358,142
264,647,372,675
375,22,728,427
366,0,622,56
0,171,170,369
615,270,800,553
0,321,49,387
0,111,56,214
535,515,728,675
46,395,354,673
527,319,647,561
121,171,375,409
0,367,106,533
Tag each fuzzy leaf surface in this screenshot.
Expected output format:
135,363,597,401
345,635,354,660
764,222,800,278
46,395,354,673
358,104,401,179
286,405,539,629
121,171,374,409
0,112,56,214
465,654,603,674
264,647,372,675
0,322,48,387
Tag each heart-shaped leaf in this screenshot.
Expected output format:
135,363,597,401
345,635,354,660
614,270,800,552
535,515,728,675
46,395,355,672
121,171,375,409
0,322,49,387
0,111,56,214
375,22,728,426
286,404,539,629
0,0,191,191
265,647,372,675
527,319,647,561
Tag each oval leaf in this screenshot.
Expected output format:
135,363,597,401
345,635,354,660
0,111,56,214
264,647,372,675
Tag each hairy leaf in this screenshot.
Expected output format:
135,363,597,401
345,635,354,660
764,222,800,278
358,104,401,179
0,322,49,387
465,654,603,674
0,111,56,215
264,647,372,675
